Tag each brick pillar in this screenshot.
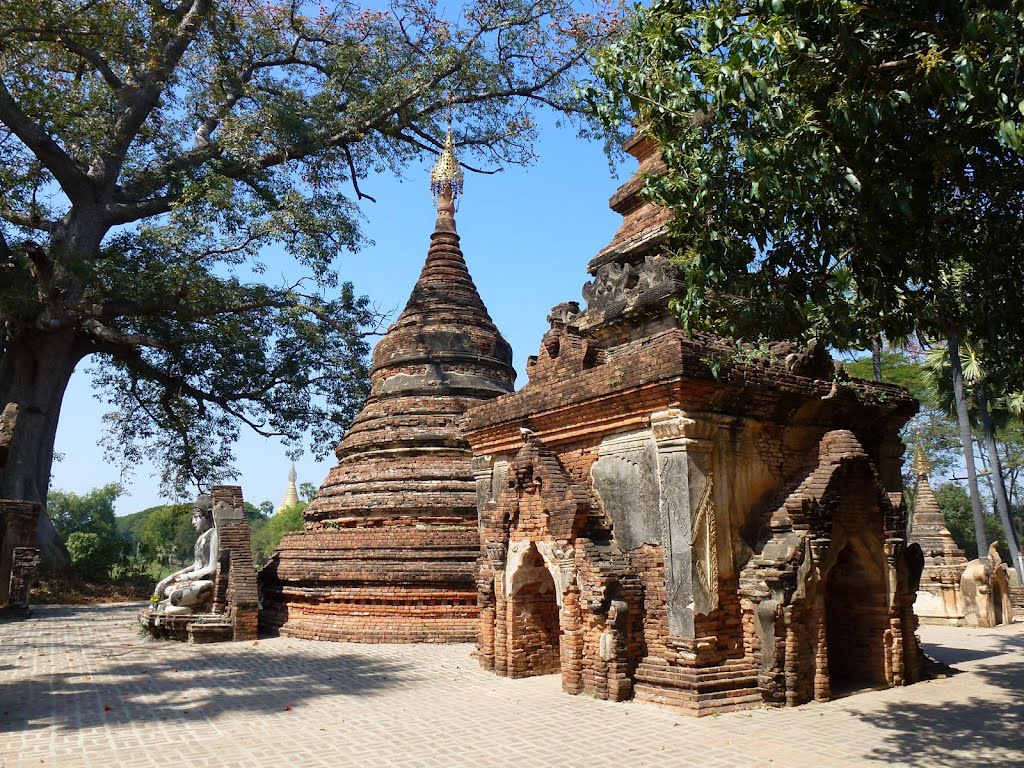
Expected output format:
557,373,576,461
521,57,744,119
210,486,259,641
486,542,508,676
650,411,719,639
1,500,40,608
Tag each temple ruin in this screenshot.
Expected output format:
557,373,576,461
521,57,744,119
0,499,41,617
259,133,516,642
463,135,926,713
139,485,258,643
255,132,932,713
908,446,968,624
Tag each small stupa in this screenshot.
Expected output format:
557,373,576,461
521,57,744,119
275,464,300,513
908,443,968,624
259,131,516,642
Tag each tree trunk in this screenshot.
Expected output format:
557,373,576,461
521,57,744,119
976,388,1024,582
947,331,988,558
871,335,883,381
0,327,85,568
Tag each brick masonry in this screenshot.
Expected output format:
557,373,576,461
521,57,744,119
259,189,516,643
465,135,925,716
0,499,40,614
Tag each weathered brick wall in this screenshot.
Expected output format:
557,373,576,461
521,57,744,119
210,486,258,641
0,500,40,609
259,197,515,644
261,521,480,642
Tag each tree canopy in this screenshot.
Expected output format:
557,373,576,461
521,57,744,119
0,0,617,517
47,484,127,576
590,0,1024,370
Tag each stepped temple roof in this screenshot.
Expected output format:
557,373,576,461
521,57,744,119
259,137,515,642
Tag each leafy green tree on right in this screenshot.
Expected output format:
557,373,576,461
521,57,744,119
590,0,1024,562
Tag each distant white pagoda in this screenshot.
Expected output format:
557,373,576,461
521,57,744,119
276,464,300,514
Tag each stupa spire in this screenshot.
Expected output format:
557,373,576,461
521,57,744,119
912,440,930,478
429,128,464,235
276,463,299,513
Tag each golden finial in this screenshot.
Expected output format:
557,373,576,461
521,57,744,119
913,439,930,477
429,129,464,209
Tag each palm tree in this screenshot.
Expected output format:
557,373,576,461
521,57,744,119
923,343,1024,581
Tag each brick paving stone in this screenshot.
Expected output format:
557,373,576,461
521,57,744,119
1,604,1022,768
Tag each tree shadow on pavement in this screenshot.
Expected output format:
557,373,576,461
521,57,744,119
0,604,416,734
847,635,1024,768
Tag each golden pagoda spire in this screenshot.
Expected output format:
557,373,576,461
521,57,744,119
277,463,300,513
913,439,931,478
429,128,464,211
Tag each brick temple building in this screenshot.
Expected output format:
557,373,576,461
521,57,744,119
259,132,928,713
259,134,516,642
463,134,926,713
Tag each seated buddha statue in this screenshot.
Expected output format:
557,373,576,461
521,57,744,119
151,494,219,618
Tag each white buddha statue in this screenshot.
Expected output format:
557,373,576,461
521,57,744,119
151,494,219,617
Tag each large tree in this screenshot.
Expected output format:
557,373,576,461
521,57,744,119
591,1,1024,360
590,0,1024,559
0,0,615,561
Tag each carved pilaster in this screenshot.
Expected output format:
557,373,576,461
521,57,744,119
651,410,721,638
472,455,493,525
486,540,507,597
536,541,577,607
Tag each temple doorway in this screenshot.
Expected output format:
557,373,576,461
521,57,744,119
507,544,561,678
825,540,889,693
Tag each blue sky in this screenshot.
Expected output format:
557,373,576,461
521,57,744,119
51,114,629,515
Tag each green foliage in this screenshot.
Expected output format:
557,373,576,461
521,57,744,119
0,0,619,498
590,0,1024,371
243,502,268,526
251,503,306,566
136,504,197,568
299,482,318,502
47,485,128,578
845,348,962,479
935,482,1006,561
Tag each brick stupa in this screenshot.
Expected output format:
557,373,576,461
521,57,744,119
259,134,515,642
909,445,968,624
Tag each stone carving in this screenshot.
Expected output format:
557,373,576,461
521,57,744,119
690,450,718,612
150,495,219,618
651,410,720,635
486,541,507,595
771,338,845,382
961,542,1013,627
591,432,660,551
582,254,678,312
546,301,581,327
536,541,577,607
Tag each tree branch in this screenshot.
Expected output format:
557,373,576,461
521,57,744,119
342,145,376,202
102,0,212,188
82,318,171,350
0,206,56,232
0,79,95,202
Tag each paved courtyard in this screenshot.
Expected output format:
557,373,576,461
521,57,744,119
1,604,1021,768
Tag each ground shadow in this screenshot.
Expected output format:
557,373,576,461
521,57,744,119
0,604,418,734
847,636,1024,767
923,632,1024,666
